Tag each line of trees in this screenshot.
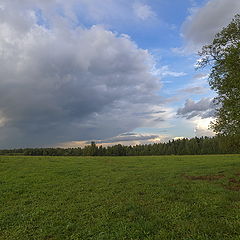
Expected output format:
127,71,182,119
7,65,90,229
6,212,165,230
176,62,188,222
0,135,239,156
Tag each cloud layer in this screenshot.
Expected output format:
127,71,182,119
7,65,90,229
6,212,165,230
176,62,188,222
0,1,165,148
89,132,161,144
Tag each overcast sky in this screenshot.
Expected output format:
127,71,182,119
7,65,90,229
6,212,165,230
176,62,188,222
0,0,239,148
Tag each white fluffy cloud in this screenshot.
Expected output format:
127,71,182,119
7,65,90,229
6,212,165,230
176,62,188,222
133,2,156,20
193,118,215,137
182,0,240,51
0,0,165,148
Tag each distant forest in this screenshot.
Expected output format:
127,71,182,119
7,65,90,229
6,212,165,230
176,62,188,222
1,135,239,156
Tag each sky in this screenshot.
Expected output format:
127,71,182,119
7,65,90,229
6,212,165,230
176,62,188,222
0,0,239,148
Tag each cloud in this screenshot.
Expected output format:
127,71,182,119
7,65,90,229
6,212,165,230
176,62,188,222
182,0,240,51
57,132,172,147
133,2,156,21
0,0,156,32
195,125,214,137
134,110,166,116
193,118,215,137
192,73,208,80
0,1,166,148
178,86,207,94
88,132,160,144
152,65,187,78
71,0,133,24
0,111,8,128
177,98,216,119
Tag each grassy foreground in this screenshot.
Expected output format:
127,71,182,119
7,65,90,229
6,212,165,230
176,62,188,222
1,155,240,240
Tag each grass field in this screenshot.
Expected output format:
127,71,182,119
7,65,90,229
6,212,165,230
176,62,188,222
1,155,240,240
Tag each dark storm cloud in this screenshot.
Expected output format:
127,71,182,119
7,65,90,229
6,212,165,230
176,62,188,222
177,98,216,119
0,1,164,148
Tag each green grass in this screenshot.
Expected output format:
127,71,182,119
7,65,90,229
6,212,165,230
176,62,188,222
1,155,240,240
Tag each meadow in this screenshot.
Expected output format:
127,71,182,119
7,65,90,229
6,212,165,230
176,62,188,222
1,155,240,240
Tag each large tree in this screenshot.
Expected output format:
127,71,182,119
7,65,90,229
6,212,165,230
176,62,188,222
198,14,240,135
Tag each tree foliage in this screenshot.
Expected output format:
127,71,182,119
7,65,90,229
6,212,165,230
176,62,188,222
198,14,240,135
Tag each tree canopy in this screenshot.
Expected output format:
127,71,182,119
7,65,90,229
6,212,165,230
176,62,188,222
198,14,240,135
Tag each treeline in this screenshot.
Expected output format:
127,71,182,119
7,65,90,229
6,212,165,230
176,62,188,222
0,135,240,156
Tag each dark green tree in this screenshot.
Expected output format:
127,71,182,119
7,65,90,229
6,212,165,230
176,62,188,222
198,14,240,135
